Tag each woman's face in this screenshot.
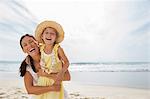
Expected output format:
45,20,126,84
21,36,39,57
42,27,57,45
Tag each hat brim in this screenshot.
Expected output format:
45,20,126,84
35,21,64,43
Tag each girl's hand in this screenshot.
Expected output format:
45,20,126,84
37,69,47,76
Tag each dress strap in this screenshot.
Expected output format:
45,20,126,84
53,44,60,55
53,44,60,62
39,43,45,52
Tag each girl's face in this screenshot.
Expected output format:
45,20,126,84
21,36,39,57
42,27,57,45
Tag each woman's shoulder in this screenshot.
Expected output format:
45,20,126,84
26,65,32,72
26,65,37,76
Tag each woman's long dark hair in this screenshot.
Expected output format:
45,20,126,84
19,34,37,77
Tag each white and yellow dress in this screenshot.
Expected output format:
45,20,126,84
35,44,64,99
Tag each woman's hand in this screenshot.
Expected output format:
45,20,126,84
50,84,61,92
53,71,63,85
53,80,62,86
56,71,64,81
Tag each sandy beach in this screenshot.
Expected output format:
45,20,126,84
0,77,149,99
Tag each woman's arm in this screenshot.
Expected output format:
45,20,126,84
24,71,60,95
37,69,70,81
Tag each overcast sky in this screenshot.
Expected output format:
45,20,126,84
0,0,149,62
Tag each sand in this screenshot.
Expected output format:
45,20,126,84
0,72,149,99
0,79,149,99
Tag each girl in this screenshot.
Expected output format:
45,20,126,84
35,20,70,99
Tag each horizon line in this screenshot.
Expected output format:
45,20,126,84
0,60,149,64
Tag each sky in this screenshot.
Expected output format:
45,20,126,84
0,0,149,62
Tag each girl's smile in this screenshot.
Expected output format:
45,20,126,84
42,27,57,45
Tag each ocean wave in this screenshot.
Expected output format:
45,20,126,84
0,62,149,72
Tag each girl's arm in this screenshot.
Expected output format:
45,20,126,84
37,46,70,81
24,71,60,95
56,46,70,80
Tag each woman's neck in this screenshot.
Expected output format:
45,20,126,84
32,54,41,72
32,54,40,63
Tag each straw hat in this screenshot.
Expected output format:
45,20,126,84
35,20,64,43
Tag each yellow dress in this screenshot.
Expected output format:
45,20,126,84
35,44,64,99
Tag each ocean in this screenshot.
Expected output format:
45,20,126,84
0,61,149,89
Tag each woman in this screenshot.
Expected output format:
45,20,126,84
19,34,70,98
